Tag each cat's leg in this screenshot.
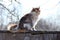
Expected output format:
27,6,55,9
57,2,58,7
32,20,39,31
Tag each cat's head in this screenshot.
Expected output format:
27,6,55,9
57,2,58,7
31,7,40,14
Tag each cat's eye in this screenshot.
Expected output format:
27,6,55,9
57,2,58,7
36,8,39,10
32,9,35,11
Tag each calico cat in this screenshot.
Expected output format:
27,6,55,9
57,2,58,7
7,7,40,32
18,7,40,31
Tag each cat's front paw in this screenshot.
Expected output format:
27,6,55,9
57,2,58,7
31,28,36,31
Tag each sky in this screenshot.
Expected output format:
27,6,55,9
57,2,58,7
0,0,60,25
19,0,60,18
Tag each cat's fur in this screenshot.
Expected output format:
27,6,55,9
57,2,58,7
18,7,40,31
7,7,40,31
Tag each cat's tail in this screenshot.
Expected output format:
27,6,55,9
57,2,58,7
7,24,19,32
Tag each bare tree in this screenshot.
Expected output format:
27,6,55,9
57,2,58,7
0,1,21,30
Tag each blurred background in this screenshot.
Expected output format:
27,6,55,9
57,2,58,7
0,0,60,31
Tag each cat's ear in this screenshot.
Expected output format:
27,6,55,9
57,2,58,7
31,8,35,12
38,7,40,9
32,8,35,9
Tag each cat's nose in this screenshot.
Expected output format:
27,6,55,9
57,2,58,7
35,10,38,12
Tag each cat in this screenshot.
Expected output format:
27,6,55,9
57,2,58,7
7,7,40,32
18,7,40,31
